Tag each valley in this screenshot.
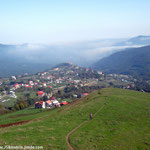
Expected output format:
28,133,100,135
1,1,150,149
0,63,137,112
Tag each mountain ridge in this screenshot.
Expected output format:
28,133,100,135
92,45,150,79
115,35,150,46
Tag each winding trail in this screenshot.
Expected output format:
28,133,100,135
66,105,105,150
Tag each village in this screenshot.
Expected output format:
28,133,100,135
0,63,137,110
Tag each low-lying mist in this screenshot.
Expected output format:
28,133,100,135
0,39,134,65
0,35,149,76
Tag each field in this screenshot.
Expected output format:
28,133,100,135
0,88,150,150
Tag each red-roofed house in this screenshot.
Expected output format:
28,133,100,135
60,101,68,106
25,84,29,87
50,96,55,100
46,100,52,107
20,83,24,87
35,100,53,109
29,81,33,84
82,93,89,97
38,91,45,97
27,85,32,88
42,83,47,87
46,100,52,104
35,101,45,108
14,83,20,89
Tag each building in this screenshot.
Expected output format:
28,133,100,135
60,101,68,106
35,101,45,108
35,100,54,109
46,100,52,108
13,83,20,89
81,93,89,97
38,91,45,97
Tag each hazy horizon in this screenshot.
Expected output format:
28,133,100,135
0,0,150,44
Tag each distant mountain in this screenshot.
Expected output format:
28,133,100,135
0,40,122,77
92,45,150,79
115,35,150,46
53,62,73,68
0,35,150,77
0,44,52,77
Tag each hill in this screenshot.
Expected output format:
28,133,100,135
52,62,73,69
92,45,150,79
0,88,150,149
115,35,150,46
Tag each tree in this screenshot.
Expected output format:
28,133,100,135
0,87,4,92
19,102,24,110
22,100,28,108
14,104,20,110
43,95,48,101
25,93,30,98
58,90,61,95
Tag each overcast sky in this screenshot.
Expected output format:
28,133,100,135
0,0,150,44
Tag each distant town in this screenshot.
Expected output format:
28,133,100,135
0,62,147,113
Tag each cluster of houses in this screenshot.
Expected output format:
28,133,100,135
35,91,89,109
11,64,99,93
35,96,68,109
36,89,70,109
0,63,141,111
13,81,45,89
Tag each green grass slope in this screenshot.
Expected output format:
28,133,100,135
0,88,150,150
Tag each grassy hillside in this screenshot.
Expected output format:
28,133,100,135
0,88,150,149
